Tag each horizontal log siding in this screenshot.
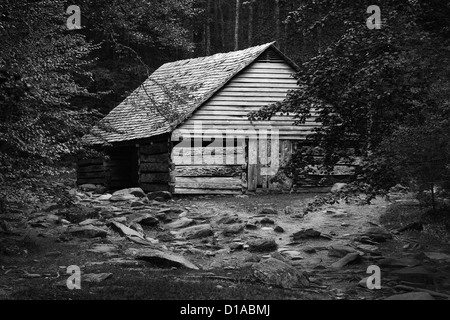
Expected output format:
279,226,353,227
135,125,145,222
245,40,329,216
177,60,320,141
138,138,172,193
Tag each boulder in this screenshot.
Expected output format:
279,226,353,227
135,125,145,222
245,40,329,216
135,249,199,270
248,238,277,252
148,191,172,201
79,184,97,192
274,226,285,233
216,215,241,225
165,217,195,229
392,266,436,285
83,273,112,283
328,245,359,258
361,227,393,242
253,258,309,288
331,183,347,193
330,253,360,269
384,292,434,300
292,228,322,241
260,217,275,225
284,206,295,215
67,225,108,238
177,224,213,240
222,224,245,236
259,208,278,215
127,213,159,227
113,188,146,198
109,194,138,202
379,257,421,268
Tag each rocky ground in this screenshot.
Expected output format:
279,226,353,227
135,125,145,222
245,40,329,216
1,182,450,300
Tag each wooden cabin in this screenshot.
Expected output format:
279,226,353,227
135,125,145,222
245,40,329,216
80,42,354,194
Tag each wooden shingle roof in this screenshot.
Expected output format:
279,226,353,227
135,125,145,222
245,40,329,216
84,42,295,145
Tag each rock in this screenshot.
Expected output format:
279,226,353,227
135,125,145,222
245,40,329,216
156,212,168,221
303,246,316,254
384,292,434,300
331,183,347,193
230,243,244,251
222,224,245,236
216,215,241,225
79,219,100,226
80,184,97,192
95,186,108,194
113,188,146,198
392,266,436,285
292,228,321,241
165,217,195,229
274,226,285,233
154,197,166,202
284,206,295,215
259,208,278,215
177,224,213,240
156,232,175,242
135,249,199,270
130,222,145,235
260,217,275,225
357,244,380,255
397,222,424,233
379,257,421,268
131,201,145,208
110,221,145,240
330,253,360,269
110,194,138,202
328,245,359,258
281,250,303,260
127,213,159,227
87,244,117,254
83,273,112,283
148,191,172,201
424,252,450,262
361,227,393,242
245,254,261,263
67,225,108,238
97,194,112,201
245,221,258,230
253,258,309,288
248,238,278,252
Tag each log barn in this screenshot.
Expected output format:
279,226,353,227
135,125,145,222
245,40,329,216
80,42,353,194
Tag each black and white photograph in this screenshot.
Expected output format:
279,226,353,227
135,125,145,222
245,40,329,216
1,0,450,307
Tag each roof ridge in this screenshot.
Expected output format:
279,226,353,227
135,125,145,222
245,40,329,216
158,42,276,69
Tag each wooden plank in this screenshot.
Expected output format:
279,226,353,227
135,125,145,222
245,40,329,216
231,78,296,84
248,139,258,192
140,183,170,192
140,163,169,173
226,82,298,88
175,177,242,190
77,171,105,179
141,153,170,163
214,91,288,98
174,188,241,195
77,165,104,173
173,165,242,177
220,87,294,93
234,73,294,79
77,178,105,185
140,143,169,155
140,173,171,183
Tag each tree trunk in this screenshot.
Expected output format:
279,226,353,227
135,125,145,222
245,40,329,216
234,0,241,50
218,0,225,50
206,0,211,55
431,183,436,210
248,0,255,47
275,0,280,45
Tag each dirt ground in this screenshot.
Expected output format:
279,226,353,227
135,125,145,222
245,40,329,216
1,187,450,300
